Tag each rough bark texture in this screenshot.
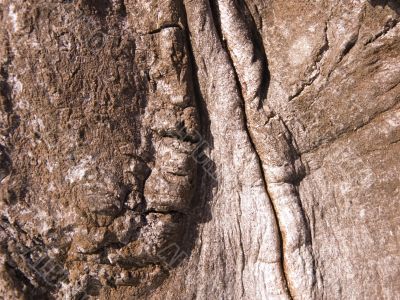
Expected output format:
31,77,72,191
0,0,399,299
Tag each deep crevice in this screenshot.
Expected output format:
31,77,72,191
237,0,270,108
364,18,399,45
142,209,185,217
144,24,183,35
207,1,293,298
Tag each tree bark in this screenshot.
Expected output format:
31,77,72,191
0,0,399,299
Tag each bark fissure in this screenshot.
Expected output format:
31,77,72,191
214,1,319,298
289,21,330,102
237,193,246,297
224,43,294,300
207,1,293,298
302,97,400,155
143,24,184,35
364,18,399,45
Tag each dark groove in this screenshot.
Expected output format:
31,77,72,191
181,0,216,215
289,21,329,102
207,0,293,298
364,18,398,45
142,209,185,217
146,24,183,35
279,119,318,293
0,33,19,138
237,0,270,108
341,36,357,58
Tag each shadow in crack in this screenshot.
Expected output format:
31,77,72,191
237,0,271,108
368,0,400,14
166,1,217,272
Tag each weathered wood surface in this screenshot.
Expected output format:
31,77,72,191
0,0,399,299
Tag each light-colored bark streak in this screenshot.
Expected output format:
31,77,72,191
183,0,291,298
217,0,317,299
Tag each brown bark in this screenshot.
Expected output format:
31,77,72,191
0,0,399,299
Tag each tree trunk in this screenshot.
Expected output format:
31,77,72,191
0,0,399,299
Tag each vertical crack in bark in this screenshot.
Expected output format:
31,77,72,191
207,1,293,299
183,0,293,297
0,31,17,143
237,192,246,297
214,0,317,298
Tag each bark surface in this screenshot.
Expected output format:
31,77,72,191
0,0,399,299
